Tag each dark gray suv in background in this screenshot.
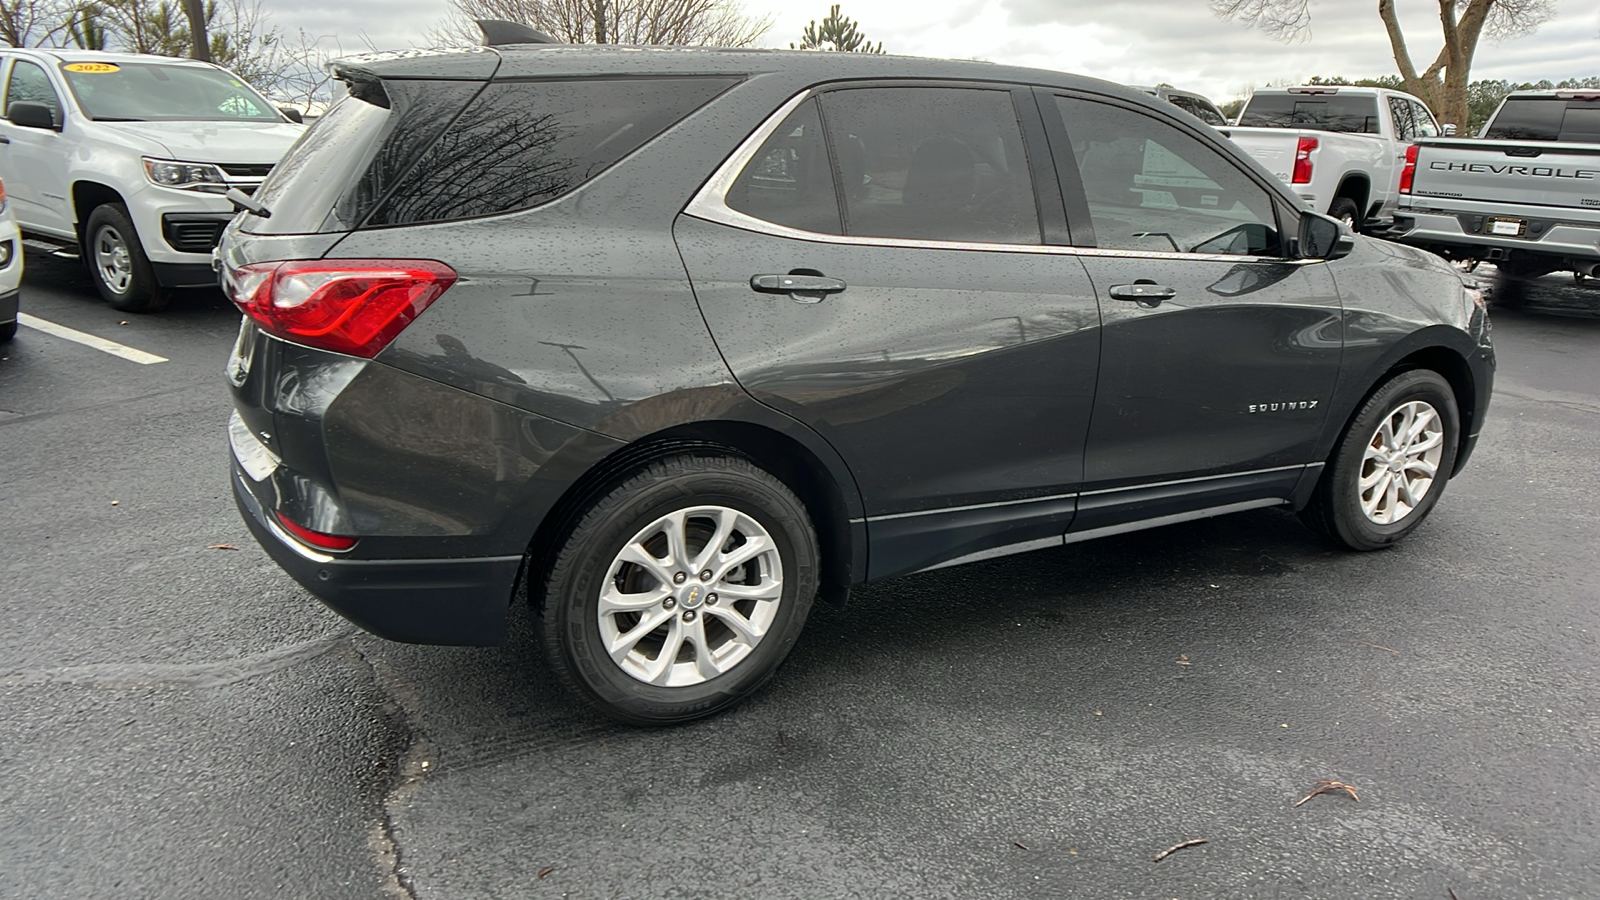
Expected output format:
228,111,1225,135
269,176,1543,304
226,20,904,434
220,31,1494,724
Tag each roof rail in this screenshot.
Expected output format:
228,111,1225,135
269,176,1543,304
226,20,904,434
476,19,557,45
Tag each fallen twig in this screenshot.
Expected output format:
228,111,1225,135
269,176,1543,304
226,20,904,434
537,866,554,879
778,729,788,747
1448,889,1461,900
1357,641,1400,654
1153,838,1207,862
1013,841,1029,851
206,543,240,551
1293,780,1360,807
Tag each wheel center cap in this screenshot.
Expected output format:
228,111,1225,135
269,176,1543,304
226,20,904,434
679,583,707,610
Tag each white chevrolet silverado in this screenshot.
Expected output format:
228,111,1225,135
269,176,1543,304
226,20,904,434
0,49,304,311
1223,86,1444,233
1390,90,1600,281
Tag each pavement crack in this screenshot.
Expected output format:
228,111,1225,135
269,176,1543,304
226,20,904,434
0,631,353,689
352,639,434,900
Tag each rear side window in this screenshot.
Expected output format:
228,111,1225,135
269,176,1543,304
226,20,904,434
726,98,842,234
364,76,738,227
1239,94,1381,134
819,86,1041,244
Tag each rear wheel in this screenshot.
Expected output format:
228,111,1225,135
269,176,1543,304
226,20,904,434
536,453,819,725
1301,369,1460,550
0,319,15,342
85,204,169,312
1327,198,1361,234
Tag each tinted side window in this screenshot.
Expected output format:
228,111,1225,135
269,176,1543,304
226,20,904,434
1173,95,1226,127
5,60,62,126
1485,99,1565,140
1057,97,1282,257
1388,97,1416,139
726,98,841,234
819,87,1041,244
365,76,738,228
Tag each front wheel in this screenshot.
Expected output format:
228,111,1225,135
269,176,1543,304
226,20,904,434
1301,369,1460,551
84,204,169,312
536,453,819,725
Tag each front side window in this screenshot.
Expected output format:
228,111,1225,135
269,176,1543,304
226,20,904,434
818,86,1041,244
5,60,62,126
1057,96,1282,257
59,61,280,122
1410,100,1440,137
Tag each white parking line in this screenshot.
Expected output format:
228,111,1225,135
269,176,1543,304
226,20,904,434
18,313,169,365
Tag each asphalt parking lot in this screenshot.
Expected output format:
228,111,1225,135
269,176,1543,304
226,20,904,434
2,248,1597,899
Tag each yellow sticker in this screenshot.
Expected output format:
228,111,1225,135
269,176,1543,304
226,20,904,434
65,62,120,74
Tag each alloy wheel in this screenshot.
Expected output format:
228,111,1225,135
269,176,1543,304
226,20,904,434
1358,399,1445,525
598,505,784,687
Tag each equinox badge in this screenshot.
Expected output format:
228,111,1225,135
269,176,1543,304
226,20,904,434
1248,400,1319,413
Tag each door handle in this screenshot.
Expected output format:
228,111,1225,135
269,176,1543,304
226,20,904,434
750,273,847,304
1108,283,1176,306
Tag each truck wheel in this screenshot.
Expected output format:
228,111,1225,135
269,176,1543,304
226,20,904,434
535,452,819,725
1300,369,1459,551
85,204,170,313
1327,198,1361,234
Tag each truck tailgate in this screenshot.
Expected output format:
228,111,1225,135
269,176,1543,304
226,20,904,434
1410,138,1600,210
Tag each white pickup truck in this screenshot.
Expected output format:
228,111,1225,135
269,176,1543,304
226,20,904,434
1389,90,1600,281
1223,86,1444,233
0,49,304,311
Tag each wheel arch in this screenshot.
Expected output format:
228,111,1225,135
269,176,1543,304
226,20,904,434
70,181,127,247
523,419,864,612
1333,173,1370,216
1325,339,1478,482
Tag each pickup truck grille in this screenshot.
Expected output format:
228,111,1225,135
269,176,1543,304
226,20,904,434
162,214,234,254
219,163,275,178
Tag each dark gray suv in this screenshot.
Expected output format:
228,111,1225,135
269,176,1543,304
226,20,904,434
220,35,1494,724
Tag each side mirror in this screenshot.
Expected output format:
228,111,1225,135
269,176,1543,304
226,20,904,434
1441,123,1457,137
7,101,58,131
1299,212,1355,261
277,106,304,124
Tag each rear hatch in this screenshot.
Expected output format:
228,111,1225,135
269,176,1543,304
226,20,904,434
1408,138,1600,210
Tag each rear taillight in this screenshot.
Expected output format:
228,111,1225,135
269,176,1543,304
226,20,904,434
225,259,457,358
1399,144,1420,194
1292,136,1318,184
273,511,358,551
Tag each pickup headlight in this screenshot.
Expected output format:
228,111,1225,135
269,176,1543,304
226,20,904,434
142,158,228,192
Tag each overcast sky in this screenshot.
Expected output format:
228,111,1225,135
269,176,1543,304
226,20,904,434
269,0,1600,104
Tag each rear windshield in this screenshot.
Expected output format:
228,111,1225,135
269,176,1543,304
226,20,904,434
242,75,737,234
1237,93,1381,134
1484,98,1600,142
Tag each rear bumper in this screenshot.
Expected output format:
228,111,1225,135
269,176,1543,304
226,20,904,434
1392,207,1600,264
232,466,522,646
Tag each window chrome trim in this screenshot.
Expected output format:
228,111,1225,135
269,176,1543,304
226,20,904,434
684,87,1315,267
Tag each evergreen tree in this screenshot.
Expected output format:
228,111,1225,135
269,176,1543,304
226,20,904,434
793,4,883,53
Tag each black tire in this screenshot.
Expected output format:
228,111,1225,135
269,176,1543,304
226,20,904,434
0,318,15,342
1301,369,1460,551
1327,198,1361,235
84,203,169,312
535,452,819,725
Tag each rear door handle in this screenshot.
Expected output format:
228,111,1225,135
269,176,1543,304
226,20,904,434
1108,283,1176,305
750,273,847,304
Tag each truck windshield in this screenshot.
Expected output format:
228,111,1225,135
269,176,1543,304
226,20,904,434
1237,94,1381,134
59,61,282,122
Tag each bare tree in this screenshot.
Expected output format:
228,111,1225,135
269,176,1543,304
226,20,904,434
0,0,74,46
428,0,771,48
1211,0,1555,127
